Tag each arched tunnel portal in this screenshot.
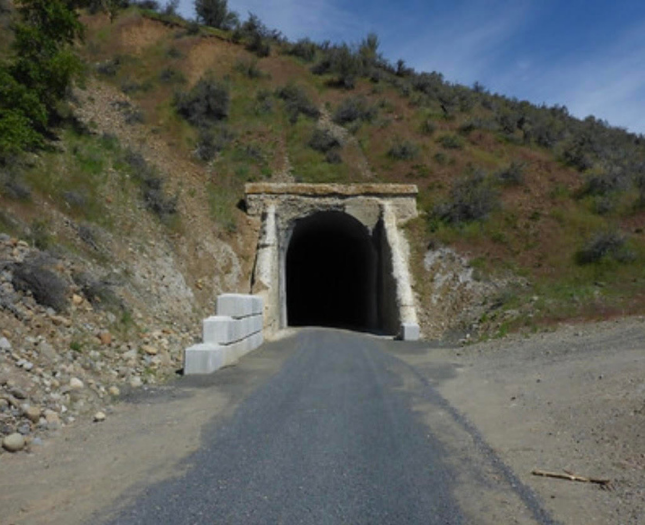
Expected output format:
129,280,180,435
286,211,397,334
246,183,420,340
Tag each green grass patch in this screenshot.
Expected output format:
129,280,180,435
206,180,239,232
22,129,118,226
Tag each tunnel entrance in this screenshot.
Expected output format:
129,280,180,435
286,211,387,332
247,182,421,340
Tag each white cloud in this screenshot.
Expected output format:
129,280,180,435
492,21,645,134
389,1,533,84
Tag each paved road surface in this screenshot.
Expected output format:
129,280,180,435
101,329,556,525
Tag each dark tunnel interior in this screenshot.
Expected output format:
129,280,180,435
286,212,380,332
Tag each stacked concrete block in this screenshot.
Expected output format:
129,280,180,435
184,294,264,375
399,322,420,341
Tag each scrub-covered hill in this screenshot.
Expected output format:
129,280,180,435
0,1,644,451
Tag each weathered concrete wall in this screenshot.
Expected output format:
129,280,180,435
246,183,420,340
184,294,264,375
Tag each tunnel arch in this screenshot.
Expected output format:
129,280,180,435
286,211,377,331
285,211,395,333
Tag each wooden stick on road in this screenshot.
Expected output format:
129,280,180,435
531,469,611,486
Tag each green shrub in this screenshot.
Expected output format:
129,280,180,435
28,219,51,250
420,119,436,136
635,173,645,209
325,150,342,164
309,128,341,153
1,167,32,200
11,260,69,312
576,230,634,264
174,72,229,127
111,100,144,125
580,167,628,197
560,136,594,171
142,184,178,219
433,152,448,165
159,67,186,84
254,88,273,115
73,271,125,312
10,0,84,118
434,171,499,225
232,13,278,57
285,38,317,62
195,125,234,161
436,134,464,150
495,161,525,186
387,140,419,161
195,0,239,29
246,32,270,57
275,83,319,123
332,96,377,125
0,66,47,160
234,58,263,79
311,44,362,89
166,45,183,59
121,149,177,219
95,58,121,77
458,120,478,135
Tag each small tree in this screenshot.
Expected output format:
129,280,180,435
194,0,238,30
0,0,84,160
10,0,85,112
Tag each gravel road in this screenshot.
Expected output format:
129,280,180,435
6,321,640,524
101,329,557,525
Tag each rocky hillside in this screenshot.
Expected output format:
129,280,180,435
1,4,645,452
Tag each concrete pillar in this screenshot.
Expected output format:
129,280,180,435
382,202,420,340
252,205,279,335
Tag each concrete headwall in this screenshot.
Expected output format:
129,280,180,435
245,183,421,340
184,294,264,375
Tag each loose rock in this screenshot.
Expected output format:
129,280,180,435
44,409,60,429
69,377,84,390
93,411,106,422
9,387,27,400
108,386,120,397
2,433,26,452
24,406,41,423
141,345,158,356
98,331,112,346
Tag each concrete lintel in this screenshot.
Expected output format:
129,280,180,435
245,183,418,198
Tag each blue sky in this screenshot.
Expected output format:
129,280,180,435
175,0,645,134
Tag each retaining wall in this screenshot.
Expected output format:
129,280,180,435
184,294,264,375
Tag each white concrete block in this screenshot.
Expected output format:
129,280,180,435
250,331,264,348
251,296,264,316
400,323,420,341
217,294,254,319
222,344,239,367
203,316,234,345
186,294,265,376
250,314,263,334
184,343,225,375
